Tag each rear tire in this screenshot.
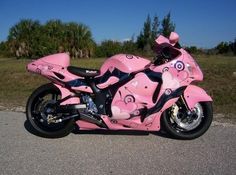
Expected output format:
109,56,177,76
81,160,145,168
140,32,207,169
26,83,75,138
161,101,213,140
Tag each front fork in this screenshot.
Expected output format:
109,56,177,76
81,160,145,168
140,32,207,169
179,95,192,115
175,95,198,122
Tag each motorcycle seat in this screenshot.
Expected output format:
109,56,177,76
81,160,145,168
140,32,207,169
67,66,100,77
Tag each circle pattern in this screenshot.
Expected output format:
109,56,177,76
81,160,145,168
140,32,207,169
165,89,172,95
174,61,185,71
162,67,169,72
126,54,134,59
124,95,135,104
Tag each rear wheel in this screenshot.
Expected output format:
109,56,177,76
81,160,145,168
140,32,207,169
26,83,75,138
161,101,213,139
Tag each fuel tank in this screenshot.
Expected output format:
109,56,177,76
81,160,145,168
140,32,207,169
100,54,151,75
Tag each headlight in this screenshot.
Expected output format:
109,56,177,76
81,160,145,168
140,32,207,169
186,63,192,73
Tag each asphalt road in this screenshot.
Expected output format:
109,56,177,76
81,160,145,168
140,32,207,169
0,111,235,175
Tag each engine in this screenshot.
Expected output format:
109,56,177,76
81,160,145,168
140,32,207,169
81,94,98,114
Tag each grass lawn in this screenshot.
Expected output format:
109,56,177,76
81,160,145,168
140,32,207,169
0,55,235,119
0,58,105,107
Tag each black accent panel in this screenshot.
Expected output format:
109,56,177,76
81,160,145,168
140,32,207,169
67,66,100,77
94,68,129,85
94,74,134,115
152,84,162,103
144,86,187,119
108,74,134,96
144,69,162,82
53,72,65,79
93,73,134,115
86,78,100,93
66,79,87,87
79,113,107,128
143,69,163,103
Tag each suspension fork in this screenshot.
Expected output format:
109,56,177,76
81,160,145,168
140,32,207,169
179,95,192,114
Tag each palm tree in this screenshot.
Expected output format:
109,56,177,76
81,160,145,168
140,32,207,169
7,19,95,58
65,22,94,58
8,19,40,58
44,20,64,53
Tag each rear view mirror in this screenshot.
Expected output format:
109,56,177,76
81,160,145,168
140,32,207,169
169,32,179,46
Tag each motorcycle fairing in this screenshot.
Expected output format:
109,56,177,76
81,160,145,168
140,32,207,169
27,53,94,94
111,72,158,120
77,97,180,131
54,84,81,105
99,54,151,74
183,85,212,110
109,53,187,120
95,68,129,88
94,54,151,89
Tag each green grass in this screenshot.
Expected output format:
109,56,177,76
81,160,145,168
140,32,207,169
0,56,235,118
0,58,105,107
195,55,236,114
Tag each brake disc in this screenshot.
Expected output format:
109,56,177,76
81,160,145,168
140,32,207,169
171,103,204,131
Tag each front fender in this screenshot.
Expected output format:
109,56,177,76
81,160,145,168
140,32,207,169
183,85,212,110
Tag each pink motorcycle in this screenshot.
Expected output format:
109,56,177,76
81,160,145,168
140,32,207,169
26,32,213,139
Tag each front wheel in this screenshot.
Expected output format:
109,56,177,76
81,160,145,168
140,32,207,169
161,101,213,139
26,83,75,138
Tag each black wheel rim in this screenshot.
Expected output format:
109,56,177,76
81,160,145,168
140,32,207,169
30,88,70,132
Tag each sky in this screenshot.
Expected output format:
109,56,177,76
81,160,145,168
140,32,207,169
0,0,235,48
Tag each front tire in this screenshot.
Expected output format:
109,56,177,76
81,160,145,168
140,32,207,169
161,101,213,139
26,83,75,138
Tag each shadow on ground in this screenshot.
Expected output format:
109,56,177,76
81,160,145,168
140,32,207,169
24,120,172,139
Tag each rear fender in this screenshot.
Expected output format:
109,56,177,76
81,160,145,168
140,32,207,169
54,84,80,105
183,85,212,110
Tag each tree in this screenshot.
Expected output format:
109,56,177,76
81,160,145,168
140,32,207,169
216,42,229,54
0,41,11,57
7,19,95,58
8,19,41,58
95,40,122,57
229,38,236,55
137,13,175,55
64,22,94,58
137,15,152,52
122,39,137,54
151,15,160,41
185,46,200,54
43,20,64,52
159,12,175,37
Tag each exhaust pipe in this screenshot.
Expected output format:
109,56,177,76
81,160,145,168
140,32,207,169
55,104,107,128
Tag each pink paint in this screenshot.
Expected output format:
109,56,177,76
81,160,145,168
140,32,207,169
72,86,93,93
97,77,119,89
75,112,162,132
111,72,158,119
76,120,102,130
54,84,80,105
183,85,212,110
27,32,212,134
169,32,179,45
99,54,151,75
39,53,70,67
